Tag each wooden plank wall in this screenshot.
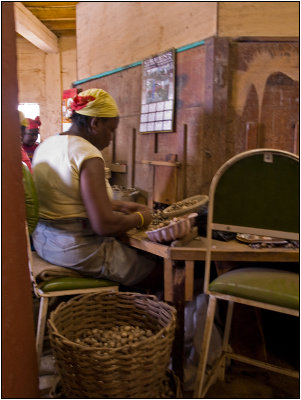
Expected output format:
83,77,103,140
218,2,299,37
76,2,218,79
227,39,299,159
75,37,299,206
75,42,209,205
16,35,77,141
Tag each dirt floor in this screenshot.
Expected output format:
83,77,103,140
202,364,299,398
40,351,299,399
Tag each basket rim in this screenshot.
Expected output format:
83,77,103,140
48,318,177,352
48,292,177,351
162,194,208,217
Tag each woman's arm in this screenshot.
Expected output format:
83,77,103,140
111,200,149,214
80,157,152,236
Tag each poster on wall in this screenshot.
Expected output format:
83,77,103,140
139,49,175,134
62,88,78,131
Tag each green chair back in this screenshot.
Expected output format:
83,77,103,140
212,150,299,237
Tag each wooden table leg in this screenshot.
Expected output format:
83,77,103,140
167,260,195,383
164,259,194,302
164,258,173,302
171,260,185,383
185,260,194,301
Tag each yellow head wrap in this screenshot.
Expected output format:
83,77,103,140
71,88,119,118
19,111,28,127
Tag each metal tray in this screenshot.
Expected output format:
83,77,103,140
236,233,288,245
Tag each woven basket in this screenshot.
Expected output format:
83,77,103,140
48,292,177,398
49,369,182,399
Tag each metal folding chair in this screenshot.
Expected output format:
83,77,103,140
193,149,299,397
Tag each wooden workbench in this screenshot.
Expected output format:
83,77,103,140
123,229,299,382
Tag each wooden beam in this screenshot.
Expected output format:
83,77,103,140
14,2,59,53
25,9,76,20
42,20,76,31
22,2,77,6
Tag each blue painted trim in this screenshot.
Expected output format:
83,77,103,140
176,40,205,53
73,61,142,86
73,39,206,86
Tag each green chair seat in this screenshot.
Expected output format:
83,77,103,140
209,268,299,310
41,276,117,292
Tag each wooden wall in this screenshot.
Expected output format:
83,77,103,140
76,2,218,79
16,2,299,145
218,2,299,37
76,2,298,81
227,39,299,159
16,34,77,140
73,2,299,205
76,42,209,205
75,37,299,205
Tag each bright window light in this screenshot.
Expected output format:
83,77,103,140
18,103,40,119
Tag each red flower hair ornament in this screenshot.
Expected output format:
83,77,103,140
71,95,96,111
69,89,119,118
27,116,41,130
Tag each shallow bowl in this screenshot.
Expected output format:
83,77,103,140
162,195,208,218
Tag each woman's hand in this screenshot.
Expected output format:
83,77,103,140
136,207,152,229
80,158,153,236
112,200,152,229
112,200,149,214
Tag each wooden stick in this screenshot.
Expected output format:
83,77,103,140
131,128,136,188
141,160,181,167
183,124,188,198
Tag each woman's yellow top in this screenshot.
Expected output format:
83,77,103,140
32,135,113,220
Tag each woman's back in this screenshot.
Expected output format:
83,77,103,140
32,135,106,220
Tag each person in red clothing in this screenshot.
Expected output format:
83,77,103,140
22,116,41,162
19,111,32,172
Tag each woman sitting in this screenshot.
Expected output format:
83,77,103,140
32,88,157,287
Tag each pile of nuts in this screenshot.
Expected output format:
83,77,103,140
147,211,188,232
73,325,176,397
147,210,170,231
75,325,153,352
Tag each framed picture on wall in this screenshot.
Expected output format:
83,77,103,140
139,49,175,134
